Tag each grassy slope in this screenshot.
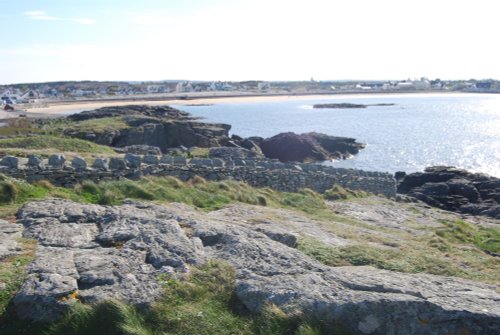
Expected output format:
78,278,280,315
0,116,122,159
0,173,498,334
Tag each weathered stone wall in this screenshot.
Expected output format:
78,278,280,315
0,154,396,197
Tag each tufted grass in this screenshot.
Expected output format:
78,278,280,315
0,135,116,156
0,174,499,334
68,176,331,215
436,219,500,254
29,260,330,335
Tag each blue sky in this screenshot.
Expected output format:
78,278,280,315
1,0,499,84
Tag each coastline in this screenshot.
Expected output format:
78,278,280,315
5,90,489,118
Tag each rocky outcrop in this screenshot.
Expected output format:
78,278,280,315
13,199,500,334
259,132,365,163
64,105,232,152
313,103,395,109
397,166,500,219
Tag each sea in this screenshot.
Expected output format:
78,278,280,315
172,93,500,177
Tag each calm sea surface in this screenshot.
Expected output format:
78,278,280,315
172,93,500,177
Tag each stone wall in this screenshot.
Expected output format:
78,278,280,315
0,154,396,197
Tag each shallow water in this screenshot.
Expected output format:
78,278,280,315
173,93,500,177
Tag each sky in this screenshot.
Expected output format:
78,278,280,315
0,0,499,84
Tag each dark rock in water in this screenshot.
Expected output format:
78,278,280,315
314,103,368,109
397,166,500,219
259,132,365,163
240,138,264,155
313,103,395,109
13,199,500,333
308,132,365,157
64,105,232,153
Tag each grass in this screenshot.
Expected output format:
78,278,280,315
36,116,129,136
323,185,369,201
65,117,130,133
298,230,500,284
68,176,332,215
11,260,334,335
0,173,499,333
435,219,500,254
0,135,116,157
0,119,42,137
0,238,36,324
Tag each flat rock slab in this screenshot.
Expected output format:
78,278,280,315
0,219,24,258
14,199,500,334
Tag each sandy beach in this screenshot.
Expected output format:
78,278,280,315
20,94,331,116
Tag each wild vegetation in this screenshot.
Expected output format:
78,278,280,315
0,116,499,334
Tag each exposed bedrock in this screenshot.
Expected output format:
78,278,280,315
64,105,232,152
397,166,500,219
13,199,500,334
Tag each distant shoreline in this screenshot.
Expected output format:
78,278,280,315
0,90,497,120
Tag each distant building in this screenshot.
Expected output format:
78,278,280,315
475,81,492,90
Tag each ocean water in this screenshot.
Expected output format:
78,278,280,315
172,93,500,177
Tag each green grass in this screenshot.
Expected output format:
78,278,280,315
298,238,467,277
0,174,499,334
34,260,334,335
0,135,116,156
69,177,331,215
0,119,41,137
323,185,369,201
68,117,130,133
0,239,36,317
297,236,500,283
436,219,500,254
37,116,129,136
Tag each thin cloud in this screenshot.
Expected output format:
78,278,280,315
24,10,95,25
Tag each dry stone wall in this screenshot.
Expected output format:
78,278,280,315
0,154,396,197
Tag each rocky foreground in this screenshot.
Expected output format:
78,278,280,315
7,197,500,335
397,166,500,220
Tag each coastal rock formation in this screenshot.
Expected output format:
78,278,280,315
13,199,500,334
313,103,395,109
397,166,500,219
64,105,232,152
259,132,365,163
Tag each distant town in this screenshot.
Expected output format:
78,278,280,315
1,78,500,109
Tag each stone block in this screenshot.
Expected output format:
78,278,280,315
0,156,18,169
143,155,159,165
92,158,109,171
48,154,65,168
27,155,44,169
173,157,187,165
71,156,87,170
109,157,127,170
160,155,174,164
124,154,141,168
